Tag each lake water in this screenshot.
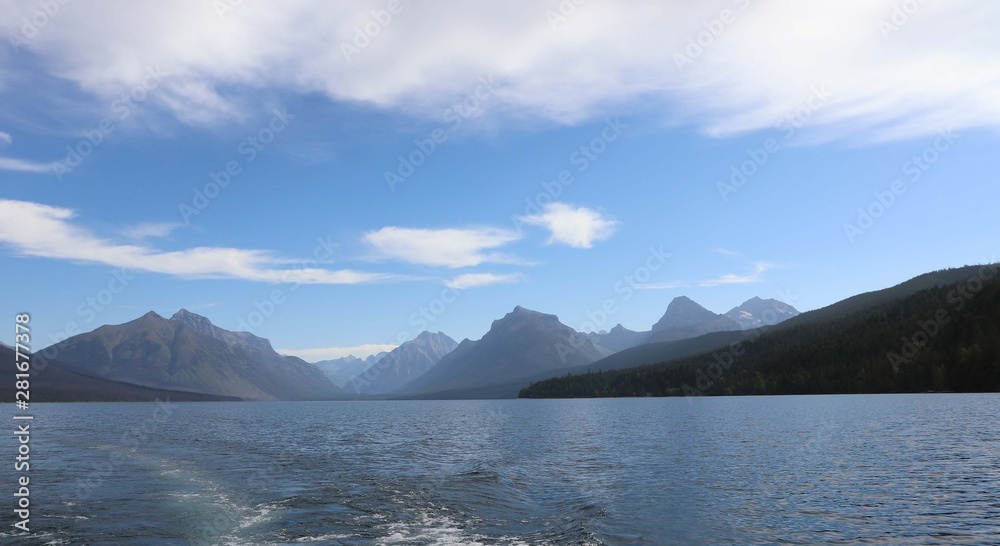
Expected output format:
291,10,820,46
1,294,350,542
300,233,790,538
2,394,999,544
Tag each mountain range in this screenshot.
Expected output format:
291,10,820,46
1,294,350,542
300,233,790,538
586,296,798,349
314,352,388,387
25,265,1000,401
392,306,612,398
29,292,810,401
521,265,1000,398
346,331,458,394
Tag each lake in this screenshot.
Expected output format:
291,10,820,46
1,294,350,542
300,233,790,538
2,394,998,544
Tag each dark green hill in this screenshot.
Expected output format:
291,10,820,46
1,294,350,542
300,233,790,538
520,265,1000,398
774,265,987,330
563,329,757,376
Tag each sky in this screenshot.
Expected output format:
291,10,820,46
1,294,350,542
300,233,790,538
1,0,998,360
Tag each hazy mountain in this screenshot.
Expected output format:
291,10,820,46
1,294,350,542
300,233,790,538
1,345,237,402
44,310,344,400
170,308,276,353
650,296,719,330
585,324,648,353
563,329,756,376
395,306,611,397
724,297,801,329
314,352,388,387
522,299,797,391
347,331,458,394
646,296,741,343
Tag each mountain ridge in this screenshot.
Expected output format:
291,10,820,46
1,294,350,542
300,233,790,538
45,310,344,401
347,331,458,394
393,306,610,397
520,264,1000,398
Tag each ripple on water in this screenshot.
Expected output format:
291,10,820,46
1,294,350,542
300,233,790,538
3,395,998,545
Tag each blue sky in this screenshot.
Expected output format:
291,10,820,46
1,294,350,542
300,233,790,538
1,1,998,360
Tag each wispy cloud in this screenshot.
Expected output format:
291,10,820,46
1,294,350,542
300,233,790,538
712,247,742,257
635,281,690,290
121,221,186,240
0,199,398,284
518,203,618,248
0,157,53,173
4,1,997,140
0,131,51,173
640,262,781,290
279,344,398,362
445,272,525,289
364,226,523,268
698,262,778,287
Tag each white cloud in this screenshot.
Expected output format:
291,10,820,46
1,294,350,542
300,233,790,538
635,281,690,290
364,226,522,268
0,199,397,284
0,157,53,173
0,132,51,173
1,1,997,141
279,344,398,362
698,262,777,287
645,262,781,289
712,247,741,257
445,272,524,289
121,221,186,240
519,203,617,248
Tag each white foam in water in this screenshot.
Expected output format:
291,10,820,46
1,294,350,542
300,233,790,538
165,491,202,499
152,457,285,545
293,533,355,542
235,501,279,530
40,513,89,520
379,511,534,546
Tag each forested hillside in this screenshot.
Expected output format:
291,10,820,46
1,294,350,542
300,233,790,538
521,267,1000,398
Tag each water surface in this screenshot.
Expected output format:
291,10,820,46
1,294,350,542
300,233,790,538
2,394,998,544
